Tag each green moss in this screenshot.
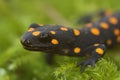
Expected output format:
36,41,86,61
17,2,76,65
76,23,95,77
53,59,120,80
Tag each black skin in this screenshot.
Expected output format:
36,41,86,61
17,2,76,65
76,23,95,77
77,10,112,24
20,12,120,72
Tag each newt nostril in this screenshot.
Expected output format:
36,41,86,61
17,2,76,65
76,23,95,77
25,39,31,45
21,38,31,46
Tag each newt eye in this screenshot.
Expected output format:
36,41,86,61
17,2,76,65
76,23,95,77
40,33,48,38
39,33,52,43
29,23,40,29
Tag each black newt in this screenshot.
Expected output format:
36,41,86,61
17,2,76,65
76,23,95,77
20,12,120,72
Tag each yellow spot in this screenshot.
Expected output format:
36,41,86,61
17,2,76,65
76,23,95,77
50,31,56,35
91,28,100,36
60,27,68,31
38,24,44,26
114,28,120,36
109,17,118,25
106,39,112,45
32,31,40,36
74,47,81,54
28,28,35,32
96,48,104,55
117,36,120,43
73,29,80,36
51,39,59,45
94,44,99,46
85,23,92,27
100,22,109,29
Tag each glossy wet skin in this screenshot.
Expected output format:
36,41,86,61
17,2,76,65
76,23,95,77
20,12,120,72
20,24,56,51
21,13,120,54
21,33,53,51
20,24,74,53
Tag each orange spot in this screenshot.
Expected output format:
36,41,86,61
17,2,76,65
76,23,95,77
51,39,59,45
38,24,44,26
50,31,56,35
96,48,104,55
100,22,109,29
94,44,99,46
106,39,112,45
28,28,35,32
74,47,81,54
91,28,100,36
114,28,120,36
60,27,68,31
117,36,120,43
73,29,80,36
109,17,118,25
32,31,40,36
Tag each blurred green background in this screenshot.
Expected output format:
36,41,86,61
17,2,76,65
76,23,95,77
0,0,120,80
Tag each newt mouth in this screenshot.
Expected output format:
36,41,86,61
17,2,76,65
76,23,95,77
23,45,49,51
22,43,53,52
